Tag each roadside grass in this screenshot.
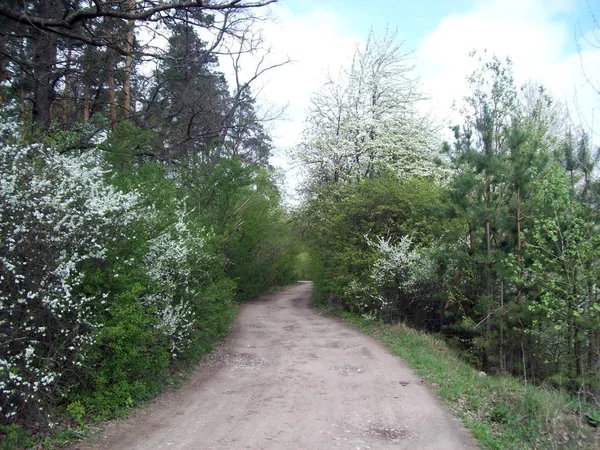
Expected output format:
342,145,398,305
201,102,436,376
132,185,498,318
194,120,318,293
335,311,599,450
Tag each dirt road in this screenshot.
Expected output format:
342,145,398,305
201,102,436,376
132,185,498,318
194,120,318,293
75,282,478,450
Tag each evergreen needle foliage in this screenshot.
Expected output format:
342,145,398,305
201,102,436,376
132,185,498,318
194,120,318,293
298,40,600,447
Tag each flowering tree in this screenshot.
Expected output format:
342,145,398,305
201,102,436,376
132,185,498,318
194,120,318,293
362,235,438,322
296,30,439,188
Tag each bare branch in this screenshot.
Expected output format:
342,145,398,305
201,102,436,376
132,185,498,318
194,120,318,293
0,1,276,28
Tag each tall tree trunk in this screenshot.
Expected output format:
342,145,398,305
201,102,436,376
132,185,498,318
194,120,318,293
575,326,583,380
108,64,117,129
123,0,136,119
516,184,523,302
83,84,90,123
582,168,598,391
105,17,118,130
61,78,69,129
32,0,60,132
61,49,71,130
484,168,494,370
485,216,493,370
0,39,6,105
19,88,26,122
500,280,505,372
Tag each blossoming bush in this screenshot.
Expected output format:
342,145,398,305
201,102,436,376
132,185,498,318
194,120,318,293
0,118,295,436
0,118,140,427
144,204,222,358
71,144,236,419
364,235,443,326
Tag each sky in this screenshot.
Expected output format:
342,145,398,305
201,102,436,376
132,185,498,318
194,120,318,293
228,0,600,202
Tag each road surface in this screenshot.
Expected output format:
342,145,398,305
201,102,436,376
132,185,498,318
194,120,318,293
73,282,478,450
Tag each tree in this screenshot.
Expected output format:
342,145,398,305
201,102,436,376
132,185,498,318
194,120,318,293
0,0,277,132
525,159,600,388
295,29,438,189
141,22,230,162
0,1,276,49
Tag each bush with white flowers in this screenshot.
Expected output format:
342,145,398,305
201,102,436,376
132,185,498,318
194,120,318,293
144,204,212,357
0,117,140,426
0,111,293,433
367,235,435,291
363,234,437,319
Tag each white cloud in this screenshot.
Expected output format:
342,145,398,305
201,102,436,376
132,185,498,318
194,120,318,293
416,0,600,144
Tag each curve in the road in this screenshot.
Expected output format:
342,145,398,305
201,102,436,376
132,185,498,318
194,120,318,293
72,282,479,450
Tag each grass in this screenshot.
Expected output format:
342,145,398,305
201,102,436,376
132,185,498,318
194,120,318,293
335,310,599,450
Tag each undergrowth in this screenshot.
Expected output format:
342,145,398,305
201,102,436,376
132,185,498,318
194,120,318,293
0,304,240,450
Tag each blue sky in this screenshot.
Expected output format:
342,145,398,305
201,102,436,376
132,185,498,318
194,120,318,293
281,0,474,49
233,0,600,200
279,0,599,54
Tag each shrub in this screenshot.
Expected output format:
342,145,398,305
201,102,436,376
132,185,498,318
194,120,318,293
0,117,140,427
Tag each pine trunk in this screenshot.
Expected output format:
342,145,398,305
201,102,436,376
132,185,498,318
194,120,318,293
32,1,60,132
61,56,70,130
123,0,136,119
500,280,505,372
105,18,118,130
108,66,117,130
19,88,26,122
83,85,90,123
516,184,523,302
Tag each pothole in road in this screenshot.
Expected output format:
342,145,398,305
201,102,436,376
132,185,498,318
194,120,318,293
330,364,366,376
315,340,358,350
366,424,410,441
232,353,269,372
250,330,269,339
313,327,330,334
319,340,357,350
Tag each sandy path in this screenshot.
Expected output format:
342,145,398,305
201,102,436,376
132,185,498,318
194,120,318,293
73,282,478,450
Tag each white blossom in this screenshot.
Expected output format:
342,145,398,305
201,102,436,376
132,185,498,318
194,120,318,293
295,30,443,188
0,115,141,423
143,203,210,357
366,234,436,309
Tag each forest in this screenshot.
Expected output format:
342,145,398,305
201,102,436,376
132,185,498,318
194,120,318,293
297,29,600,426
0,0,599,446
0,0,299,438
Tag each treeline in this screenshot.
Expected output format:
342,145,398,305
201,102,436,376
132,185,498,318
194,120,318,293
0,0,297,440
297,34,599,401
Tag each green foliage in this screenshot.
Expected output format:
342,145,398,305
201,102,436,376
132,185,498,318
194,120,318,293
0,425,36,450
298,51,600,420
293,252,314,281
585,410,600,428
191,157,299,300
434,54,600,397
66,402,86,429
299,172,456,327
1,111,298,440
79,286,170,419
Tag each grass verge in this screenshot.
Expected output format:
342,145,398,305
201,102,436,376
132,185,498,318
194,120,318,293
335,310,599,450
